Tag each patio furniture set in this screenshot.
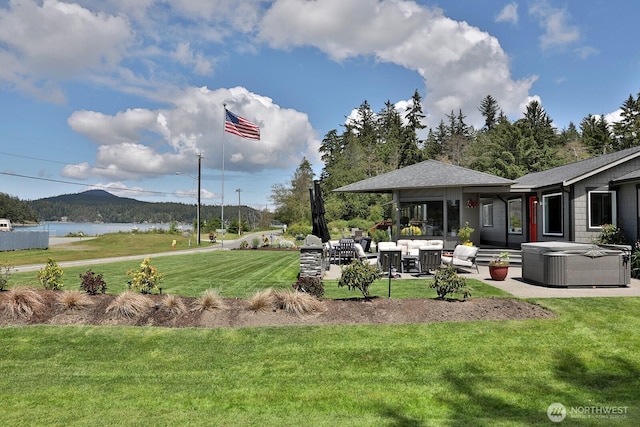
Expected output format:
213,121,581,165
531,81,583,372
328,237,479,276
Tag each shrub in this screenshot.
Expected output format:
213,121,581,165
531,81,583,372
272,289,325,316
192,289,225,312
160,294,187,315
401,225,422,236
1,288,45,319
79,270,107,295
286,223,312,238
370,229,390,244
251,237,260,249
431,265,470,300
126,258,163,294
595,224,626,245
239,240,249,249
457,222,475,245
57,290,93,311
632,241,640,279
346,218,373,232
292,276,325,298
247,288,277,312
338,260,382,298
106,291,153,318
489,252,510,267
37,258,64,290
0,261,16,291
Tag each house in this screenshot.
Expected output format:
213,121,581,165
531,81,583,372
482,145,640,247
334,146,640,249
334,160,514,249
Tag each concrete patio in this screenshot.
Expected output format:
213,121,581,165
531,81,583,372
324,262,640,298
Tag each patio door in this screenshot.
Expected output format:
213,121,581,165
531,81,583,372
528,196,538,242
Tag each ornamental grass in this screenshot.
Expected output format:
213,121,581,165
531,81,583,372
1,288,46,319
105,291,153,318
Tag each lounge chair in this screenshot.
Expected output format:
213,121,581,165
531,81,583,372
377,242,403,273
441,245,479,273
337,238,356,265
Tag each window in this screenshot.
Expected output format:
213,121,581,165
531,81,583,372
447,200,460,235
542,193,562,235
508,198,523,234
399,201,444,236
482,203,493,227
588,191,616,228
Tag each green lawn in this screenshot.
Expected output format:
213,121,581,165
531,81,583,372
8,249,506,299
1,237,639,425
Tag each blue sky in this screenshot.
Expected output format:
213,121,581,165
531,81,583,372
1,0,639,212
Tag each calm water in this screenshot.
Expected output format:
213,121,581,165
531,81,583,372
19,222,192,237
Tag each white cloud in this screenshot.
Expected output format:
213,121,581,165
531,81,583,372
529,1,580,50
495,3,518,25
260,0,535,127
175,188,217,200
65,85,321,181
574,46,599,59
0,0,132,101
604,109,623,125
68,109,159,146
172,43,215,75
61,162,92,179
84,181,158,198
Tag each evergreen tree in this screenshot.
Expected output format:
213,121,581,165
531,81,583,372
479,95,500,130
612,93,640,149
581,114,614,155
517,100,559,147
441,109,473,165
469,116,533,179
270,158,315,225
0,193,39,223
377,100,404,170
398,90,425,167
514,100,561,170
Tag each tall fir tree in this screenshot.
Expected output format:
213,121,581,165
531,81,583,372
398,90,425,168
270,157,315,226
581,114,613,155
479,94,500,130
612,93,640,149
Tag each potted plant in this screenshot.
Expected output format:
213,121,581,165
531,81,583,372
488,252,510,281
457,222,475,246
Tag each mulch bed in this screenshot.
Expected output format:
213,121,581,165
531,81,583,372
0,290,554,329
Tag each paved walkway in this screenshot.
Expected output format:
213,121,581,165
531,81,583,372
15,232,275,273
325,261,640,298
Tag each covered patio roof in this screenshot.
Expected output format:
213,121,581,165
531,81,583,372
333,160,514,193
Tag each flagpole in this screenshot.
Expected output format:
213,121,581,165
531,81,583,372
221,104,226,248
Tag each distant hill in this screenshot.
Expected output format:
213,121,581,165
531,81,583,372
28,190,263,226
41,189,139,204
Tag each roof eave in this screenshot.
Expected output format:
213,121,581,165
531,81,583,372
563,150,640,186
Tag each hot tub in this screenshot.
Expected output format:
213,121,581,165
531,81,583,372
521,242,631,287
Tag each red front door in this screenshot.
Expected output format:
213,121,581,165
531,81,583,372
529,196,537,242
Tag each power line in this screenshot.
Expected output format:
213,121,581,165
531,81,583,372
1,171,169,196
0,150,166,177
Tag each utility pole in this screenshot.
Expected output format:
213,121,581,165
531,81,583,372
197,153,201,245
236,188,242,235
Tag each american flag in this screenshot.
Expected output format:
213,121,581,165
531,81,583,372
224,109,260,140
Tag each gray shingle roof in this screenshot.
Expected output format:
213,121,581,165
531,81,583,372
612,168,640,183
334,160,514,193
513,145,640,189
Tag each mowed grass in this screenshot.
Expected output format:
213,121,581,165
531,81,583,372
0,298,639,425
0,233,200,265
8,249,506,299
2,235,640,424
